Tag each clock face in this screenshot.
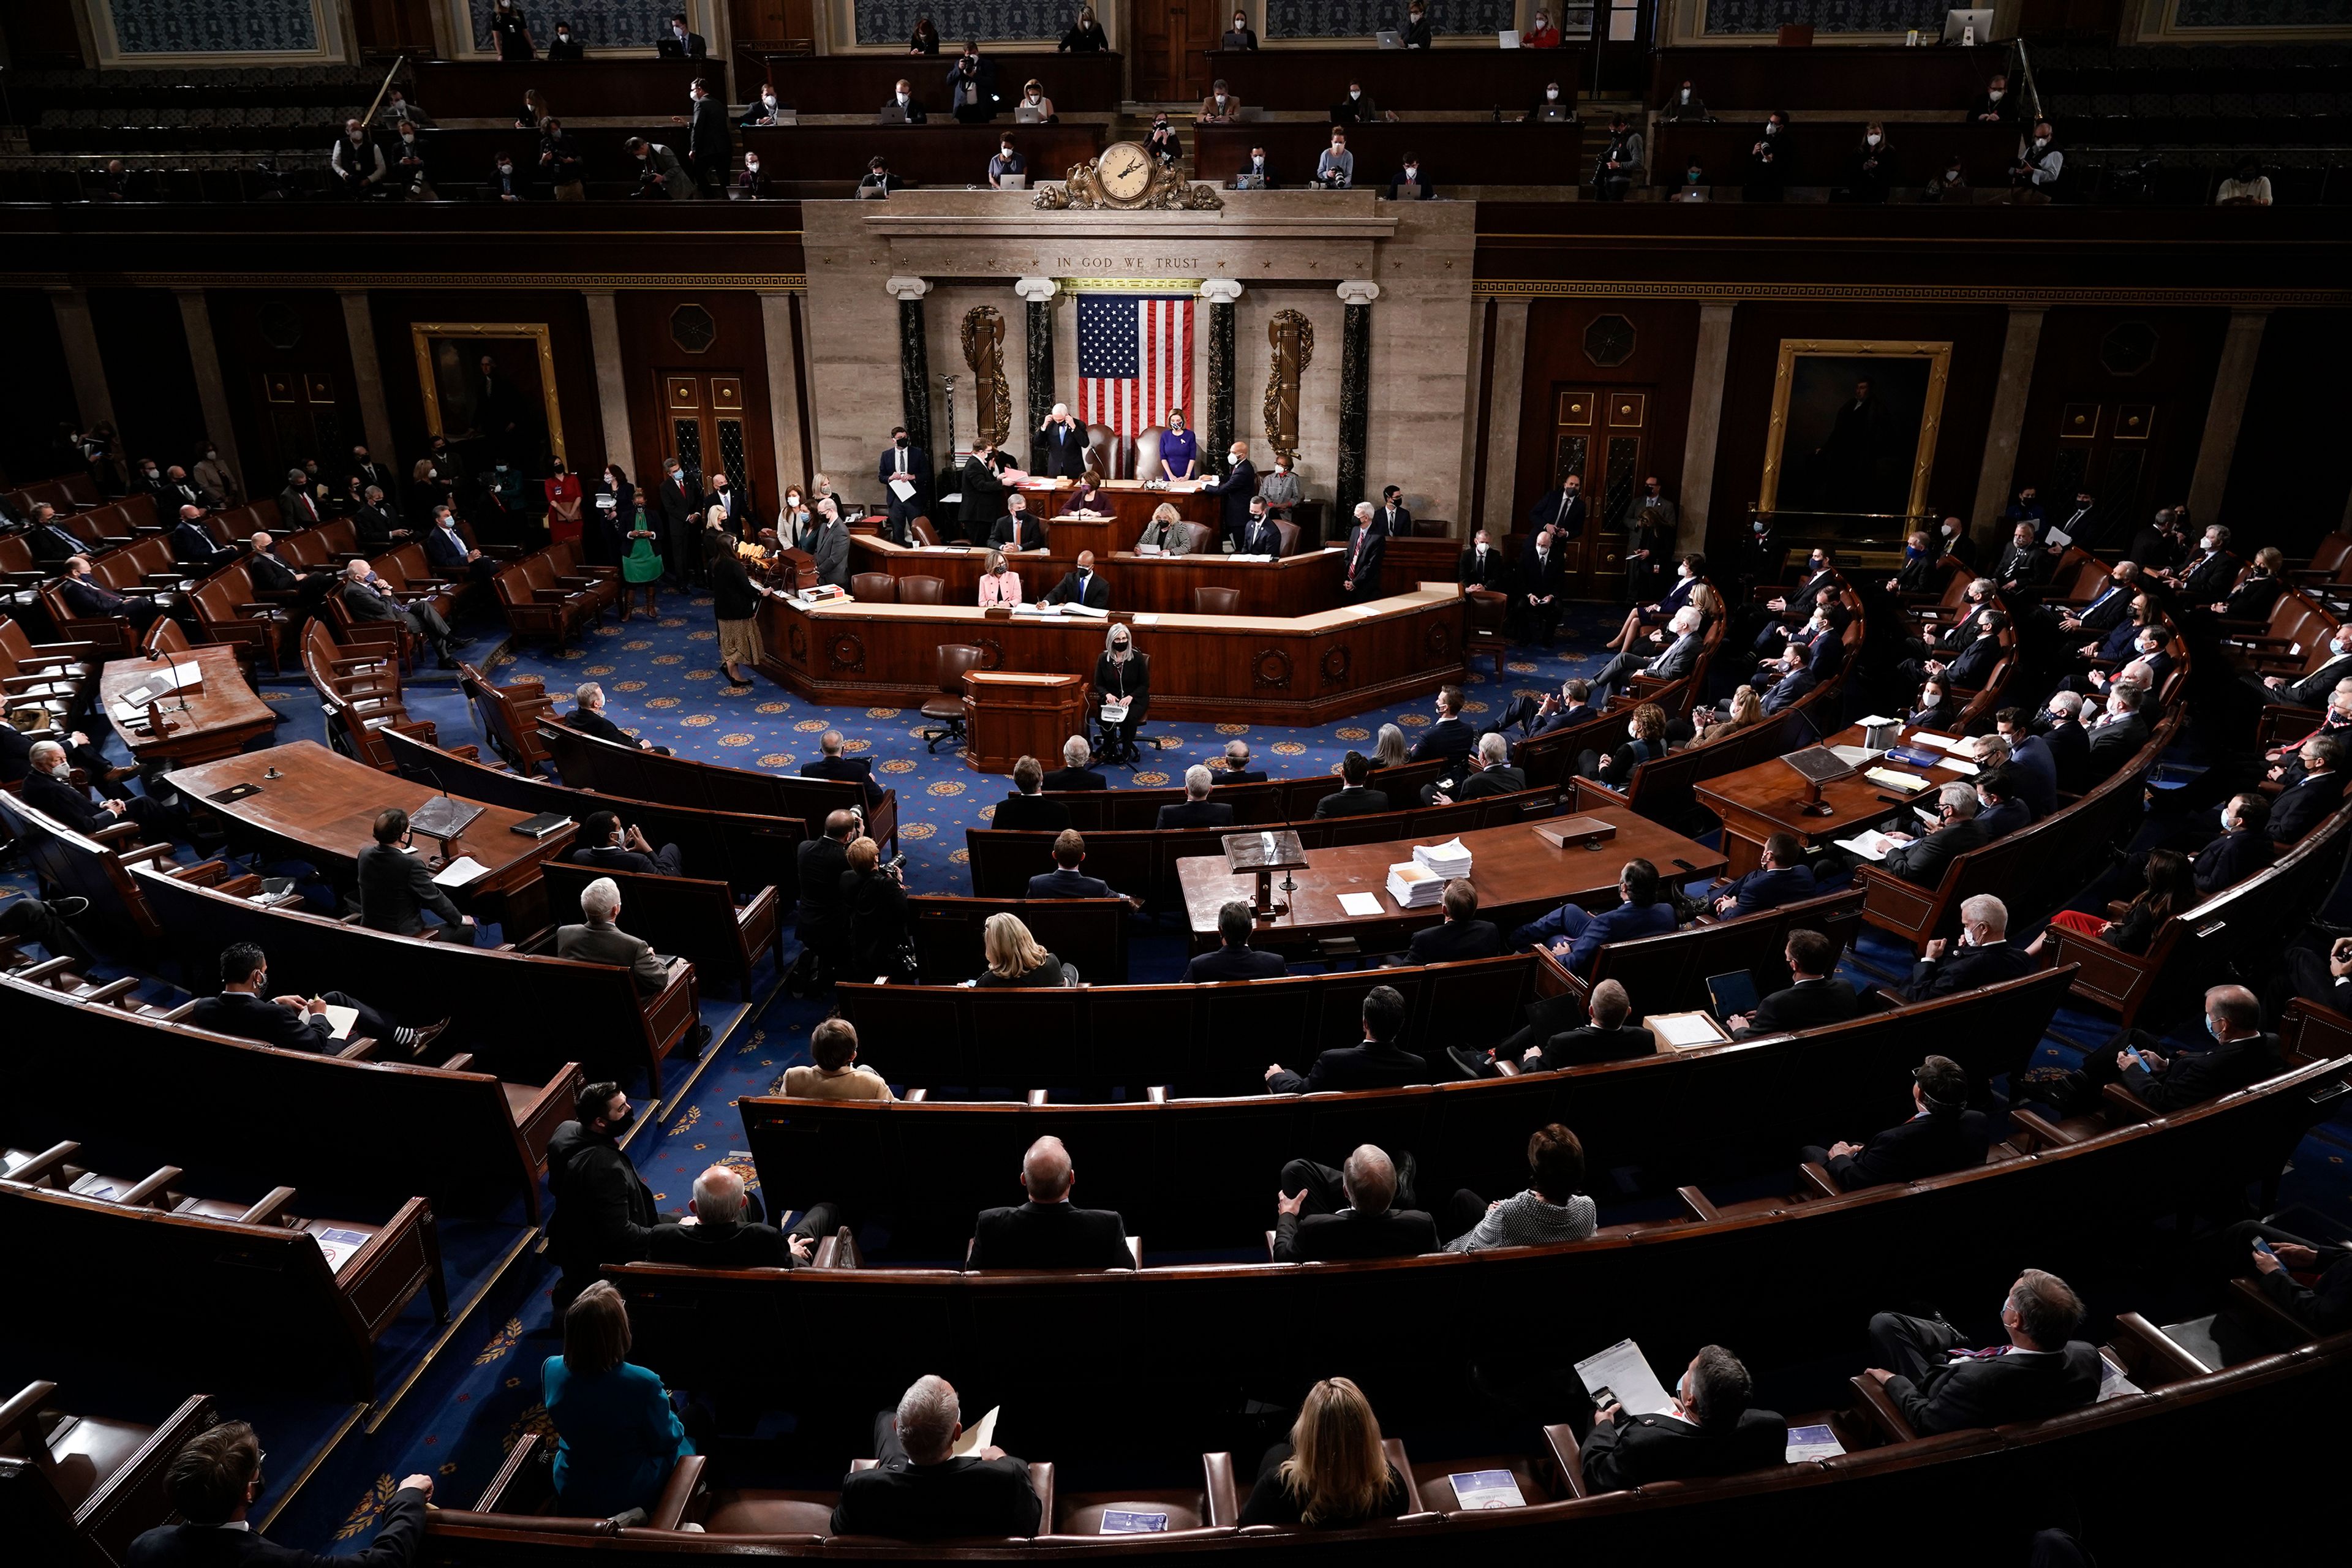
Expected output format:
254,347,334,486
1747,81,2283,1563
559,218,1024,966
1098,141,1154,202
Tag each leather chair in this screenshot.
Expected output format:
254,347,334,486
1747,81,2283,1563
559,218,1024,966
1084,423,1117,479
1133,426,1167,484
851,572,897,603
1273,519,1300,558
907,515,940,546
899,575,946,605
1193,586,1242,615
1466,590,1510,676
923,644,986,754
137,617,191,657
1413,516,1450,537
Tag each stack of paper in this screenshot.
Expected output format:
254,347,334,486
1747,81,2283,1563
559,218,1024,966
1784,1424,1845,1463
1908,730,1971,753
1832,830,1901,862
1863,766,1932,793
1386,861,1445,908
1412,837,1473,879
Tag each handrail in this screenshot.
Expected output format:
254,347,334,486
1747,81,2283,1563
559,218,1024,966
358,53,409,132
2013,37,2045,130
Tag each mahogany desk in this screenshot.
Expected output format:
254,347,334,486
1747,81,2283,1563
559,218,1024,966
850,536,1348,616
963,671,1087,775
1174,806,1724,954
1695,722,1977,878
168,741,577,932
1200,46,1585,113
759,584,1466,725
407,59,705,119
98,645,277,767
742,50,1125,115
1648,45,1993,113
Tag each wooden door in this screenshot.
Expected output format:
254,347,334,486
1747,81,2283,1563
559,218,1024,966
1132,1,1218,104
2043,400,2158,536
347,0,439,51
257,370,348,490
658,373,750,494
1549,385,1651,598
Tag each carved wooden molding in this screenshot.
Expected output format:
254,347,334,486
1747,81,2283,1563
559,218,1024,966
1262,309,1314,465
1253,649,1294,690
959,306,1012,450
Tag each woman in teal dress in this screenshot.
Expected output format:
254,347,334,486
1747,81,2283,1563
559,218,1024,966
541,1281,692,1517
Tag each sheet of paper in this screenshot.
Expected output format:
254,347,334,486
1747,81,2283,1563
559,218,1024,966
1131,614,1160,627
887,476,917,502
2096,1349,2142,1404
1648,1011,1728,1049
1784,1424,1845,1463
1574,1339,1676,1417
1934,756,1980,777
313,1227,373,1273
1447,1471,1526,1509
431,855,488,887
319,1003,359,1041
1864,767,1932,793
1099,1512,1169,1533
949,1405,1000,1457
1828,745,1881,766
1909,730,1970,752
1338,892,1384,917
1856,715,1900,728
1833,832,1894,862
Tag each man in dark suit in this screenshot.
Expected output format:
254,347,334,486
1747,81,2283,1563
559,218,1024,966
1035,404,1087,480
1265,985,1427,1093
654,455,704,587
1593,604,1702,703
189,942,440,1056
356,807,478,941
1803,1055,1989,1190
1041,549,1109,608
1272,1142,1439,1261
1864,1269,2102,1436
1338,502,1385,600
546,1081,658,1308
1517,521,1569,645
1581,1346,1784,1492
1215,739,1267,783
831,1376,1041,1539
1156,765,1237,829
127,1420,432,1567
2030,692,2092,792
702,468,753,543
1425,731,1525,806
567,809,685,878
802,728,885,808
2086,984,2281,1112
1183,900,1289,982
2250,624,2352,706
1041,736,1107,791
1311,749,1390,819
1531,471,1585,545
1202,440,1257,546
2194,793,2275,891
350,486,407,550
1026,828,1140,906
1750,646,1817,716
21,738,188,843
1983,721,2056,820
57,554,165,633
1409,684,1476,768
564,681,671,755
339,559,460,668
677,76,729,194
968,1135,1134,1268
21,503,87,564
1994,522,2047,594
1973,766,2035,840
277,467,323,530
2268,737,2348,843
877,425,929,540
646,1163,821,1268
1456,978,1653,1078
2081,685,2150,785
1457,527,1507,590
556,875,673,995
1899,894,2038,1001
168,505,237,574
1374,484,1412,540
1730,929,1856,1039
2166,523,2240,604
657,12,707,56
794,810,857,987
1708,832,1817,918
1866,783,1989,889
993,756,1071,831
1399,878,1502,967
1490,677,1597,757
987,491,1047,555
1235,499,1284,559
423,508,496,588
1930,609,2005,691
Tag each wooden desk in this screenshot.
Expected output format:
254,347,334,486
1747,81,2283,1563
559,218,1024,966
741,122,1103,183
760,585,1465,725
962,671,1087,774
1648,44,1994,113
407,59,707,119
99,645,277,766
851,535,1348,616
1200,46,1585,113
1196,122,1586,186
1695,723,1977,878
1008,477,1224,541
167,740,576,931
1652,121,2020,189
741,50,1125,115
1174,806,1724,954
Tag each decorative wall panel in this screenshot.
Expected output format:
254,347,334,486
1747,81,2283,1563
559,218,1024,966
108,0,318,54
1266,0,1515,37
1702,0,1947,33
854,2,1082,45
466,1,673,48
2174,0,2345,24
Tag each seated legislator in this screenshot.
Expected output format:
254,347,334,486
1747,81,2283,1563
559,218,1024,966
1184,899,1289,982
1216,739,1267,783
832,1375,1042,1539
129,1421,432,1566
2076,983,2281,1112
1136,500,1197,555
1728,928,1857,1039
169,504,238,574
1803,1055,1991,1191
978,547,1026,606
1311,750,1390,819
1441,1122,1596,1252
1822,782,1987,889
190,942,444,1055
22,739,189,843
1458,526,1508,590
1238,1378,1412,1529
1510,859,1677,979
1707,831,1817,918
556,876,670,996
969,1135,1134,1269
989,491,1048,554
2034,847,2192,959
543,1283,695,1518
1398,878,1502,965
1273,1143,1439,1262
973,910,1073,988
546,1082,657,1310
1042,549,1110,609
1425,731,1526,806
1581,1346,1784,1491
356,807,478,943
1457,977,1654,1079
1864,1270,2101,1435
1156,764,1235,829
1265,985,1428,1093
646,1164,818,1268
1591,605,1704,706
2231,1220,2352,1340
1898,895,2038,1001
1025,831,1139,906
782,1017,897,1101
881,78,926,121
568,809,685,878
802,728,886,809
58,554,165,634
566,681,671,755
1042,736,1107,792
993,755,1070,830
1409,684,1476,768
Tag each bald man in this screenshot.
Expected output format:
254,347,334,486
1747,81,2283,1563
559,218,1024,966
1273,1142,1439,1261
645,1163,837,1268
967,1135,1134,1270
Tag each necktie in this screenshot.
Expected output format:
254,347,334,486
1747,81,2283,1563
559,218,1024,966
896,450,905,474
1948,1345,2012,1361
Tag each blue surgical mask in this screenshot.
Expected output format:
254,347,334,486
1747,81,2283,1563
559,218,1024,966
2206,1014,2222,1042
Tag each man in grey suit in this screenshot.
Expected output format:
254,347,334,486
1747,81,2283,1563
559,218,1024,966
356,807,478,942
1593,603,1702,703
556,876,670,995
810,498,851,587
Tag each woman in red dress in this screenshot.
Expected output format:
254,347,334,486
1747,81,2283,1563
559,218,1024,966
543,457,584,546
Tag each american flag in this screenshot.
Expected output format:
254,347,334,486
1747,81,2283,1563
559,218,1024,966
1077,294,1194,468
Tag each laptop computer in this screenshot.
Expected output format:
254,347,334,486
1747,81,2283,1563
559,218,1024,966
1390,182,1425,200
997,173,1027,189
1499,29,1521,47
1533,104,1571,121
1376,29,1404,47
1233,173,1267,190
856,183,888,199
1014,105,1045,123
876,105,910,124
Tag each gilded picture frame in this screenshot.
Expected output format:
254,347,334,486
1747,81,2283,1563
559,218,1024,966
1758,338,1951,522
409,322,567,468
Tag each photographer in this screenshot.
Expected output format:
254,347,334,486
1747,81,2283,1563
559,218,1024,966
840,835,915,983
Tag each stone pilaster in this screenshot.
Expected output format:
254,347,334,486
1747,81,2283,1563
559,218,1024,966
885,276,935,460
2188,308,2273,525
1675,302,1738,554
1969,305,2048,546
335,288,397,464
1014,276,1058,470
1200,279,1243,463
47,285,115,437
581,289,635,483
1335,279,1378,515
173,288,243,494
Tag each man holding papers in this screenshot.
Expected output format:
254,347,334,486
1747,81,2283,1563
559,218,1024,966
1580,1345,1783,1491
832,1374,1042,1538
189,941,445,1055
1822,782,1986,888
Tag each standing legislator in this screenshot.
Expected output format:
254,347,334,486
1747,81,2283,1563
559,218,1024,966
1340,503,1386,600
877,424,929,543
1038,404,1088,479
1202,439,1257,548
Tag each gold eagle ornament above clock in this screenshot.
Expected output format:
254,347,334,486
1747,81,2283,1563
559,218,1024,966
1035,141,1224,212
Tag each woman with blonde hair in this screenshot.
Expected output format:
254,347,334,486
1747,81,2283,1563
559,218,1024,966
1370,723,1410,771
1238,1376,1411,1527
1692,683,1762,747
974,911,1069,987
1138,500,1194,554
705,503,764,685
978,546,1025,606
1582,700,1672,786
516,86,552,130
541,1281,693,1518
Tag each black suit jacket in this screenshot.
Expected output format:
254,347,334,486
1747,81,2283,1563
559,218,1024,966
2123,1031,2282,1112
2042,722,2090,793
797,835,852,930
1452,764,1527,801
970,1200,1132,1269
1156,799,1235,829
565,709,639,749
356,842,466,935
1581,1408,1785,1493
2082,715,2150,783
657,30,709,57
1825,1109,1990,1189
1215,766,1268,785
802,753,884,807
1312,785,1390,819
1410,716,1476,766
2179,550,2241,603
1880,817,1988,888
1268,1041,1429,1094
2269,771,2346,843
1527,1022,1655,1069
993,791,1070,831
545,1120,657,1277
832,1449,1039,1540
1183,944,1287,982
187,992,336,1052
1203,460,1257,538
1037,422,1087,479
2191,826,2275,892
1901,940,2038,1001
1340,524,1385,588
1043,569,1109,609
1406,918,1502,965
23,771,113,835
2278,653,2352,708
1532,489,1585,537
1737,977,1858,1038
1943,636,2002,689
129,1491,428,1566
1273,1205,1439,1262
645,1218,793,1268
1041,766,1106,791
990,513,1049,554
1885,1341,2103,1436
1458,545,1507,589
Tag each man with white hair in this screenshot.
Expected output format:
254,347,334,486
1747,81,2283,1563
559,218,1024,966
1340,500,1385,600
1425,730,1525,805
1036,401,1087,479
832,1373,1042,1538
1041,734,1106,791
646,1161,832,1268
1869,780,1987,888
21,738,187,840
2021,691,2090,794
564,681,670,755
1899,893,2038,1001
1273,1142,1439,1261
968,1135,1134,1269
800,726,884,807
1592,603,1703,703
339,556,461,667
1215,738,1266,784
1156,764,1237,829
554,876,669,994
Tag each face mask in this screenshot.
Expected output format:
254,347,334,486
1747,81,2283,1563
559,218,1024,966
558,31,568,39
144,466,158,477
1687,170,1701,183
1351,90,1362,100
897,92,908,102
2035,137,2049,148
1546,88,1559,100
498,163,512,173
1001,146,1013,156
1866,134,1882,146
786,494,801,507
2206,1014,2223,1042
1753,521,1766,533
746,160,759,172
1230,451,1243,464
1989,89,2003,100
1680,89,1690,101
1404,165,1418,178
608,1104,638,1132
1766,122,1781,134
495,463,509,473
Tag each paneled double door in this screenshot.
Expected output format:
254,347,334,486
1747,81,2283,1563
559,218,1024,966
1547,383,1653,600
658,372,750,493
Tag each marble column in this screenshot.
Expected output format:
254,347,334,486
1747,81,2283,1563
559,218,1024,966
335,288,396,464
758,289,812,494
1673,302,1736,554
1015,276,1058,470
581,289,636,482
46,285,115,436
1200,279,1243,464
885,276,935,461
1479,298,1530,537
173,288,244,493
1969,305,2048,545
1335,280,1378,516
2188,308,2274,525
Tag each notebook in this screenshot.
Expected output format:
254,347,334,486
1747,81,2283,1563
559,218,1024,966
1447,1469,1525,1508
509,812,571,839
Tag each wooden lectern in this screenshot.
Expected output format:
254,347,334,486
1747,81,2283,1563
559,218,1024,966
962,671,1088,774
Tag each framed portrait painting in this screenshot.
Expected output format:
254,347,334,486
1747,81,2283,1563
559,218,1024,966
1758,339,1951,525
409,322,565,472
